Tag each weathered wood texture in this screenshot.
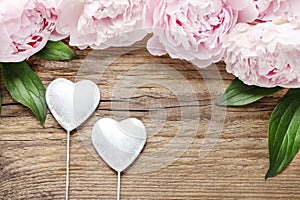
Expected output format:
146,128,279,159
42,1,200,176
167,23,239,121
1,40,300,200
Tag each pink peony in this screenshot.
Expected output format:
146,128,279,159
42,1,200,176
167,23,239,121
0,0,58,62
223,18,300,88
52,0,147,49
145,0,258,68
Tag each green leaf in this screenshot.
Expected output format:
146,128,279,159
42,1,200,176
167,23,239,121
266,89,300,179
217,78,282,106
1,62,47,125
35,41,78,61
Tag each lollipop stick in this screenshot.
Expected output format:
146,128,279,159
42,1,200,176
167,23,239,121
117,171,121,200
66,130,70,200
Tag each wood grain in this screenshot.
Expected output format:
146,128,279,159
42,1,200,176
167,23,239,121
1,39,300,200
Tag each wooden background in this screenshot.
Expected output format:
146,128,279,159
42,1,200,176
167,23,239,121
1,40,300,199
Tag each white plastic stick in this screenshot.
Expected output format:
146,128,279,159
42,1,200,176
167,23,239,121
66,130,70,200
117,171,121,200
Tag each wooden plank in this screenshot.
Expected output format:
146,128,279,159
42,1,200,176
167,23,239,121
0,39,299,199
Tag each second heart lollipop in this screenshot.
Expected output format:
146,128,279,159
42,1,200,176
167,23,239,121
92,118,147,200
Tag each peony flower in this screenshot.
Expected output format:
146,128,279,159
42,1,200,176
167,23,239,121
145,0,257,68
223,18,300,88
52,0,147,50
0,0,58,62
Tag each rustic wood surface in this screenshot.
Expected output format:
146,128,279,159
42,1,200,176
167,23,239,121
1,39,300,200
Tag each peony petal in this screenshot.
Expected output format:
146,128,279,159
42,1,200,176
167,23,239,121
147,36,168,56
238,2,259,22
226,0,251,10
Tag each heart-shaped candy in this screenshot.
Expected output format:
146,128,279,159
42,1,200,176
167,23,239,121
46,78,100,131
92,118,147,172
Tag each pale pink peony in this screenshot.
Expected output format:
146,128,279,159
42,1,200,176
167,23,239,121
0,0,58,62
145,0,258,68
223,18,300,88
52,0,147,49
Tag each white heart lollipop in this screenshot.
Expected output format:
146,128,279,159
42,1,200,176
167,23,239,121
46,78,100,200
92,118,147,200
